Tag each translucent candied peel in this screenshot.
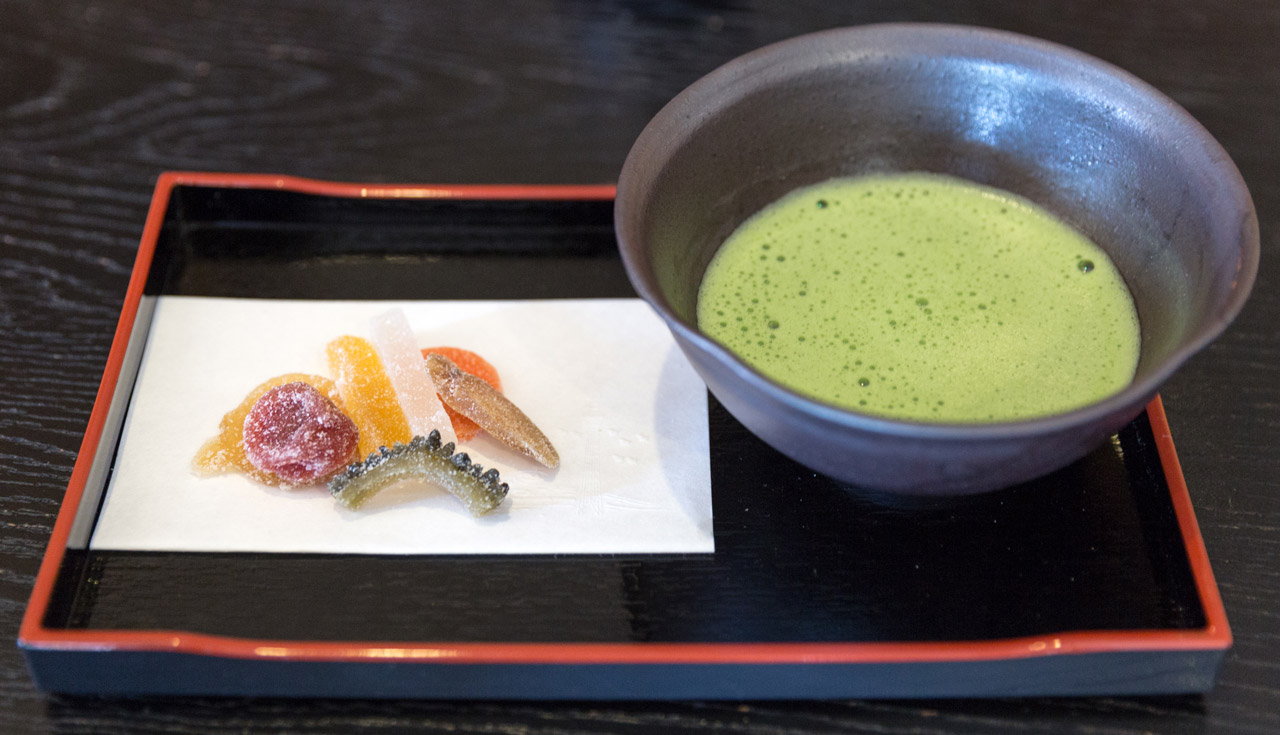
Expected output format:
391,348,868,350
369,308,457,447
326,335,412,458
329,430,509,516
425,352,559,468
420,346,502,442
193,373,345,486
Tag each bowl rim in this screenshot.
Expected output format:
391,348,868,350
615,22,1260,441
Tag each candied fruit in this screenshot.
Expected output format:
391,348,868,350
421,346,502,442
370,309,457,447
425,352,559,468
329,430,508,516
243,382,360,485
192,373,345,486
326,335,412,458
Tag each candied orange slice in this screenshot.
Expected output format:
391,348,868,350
421,346,502,442
192,373,345,486
326,335,412,458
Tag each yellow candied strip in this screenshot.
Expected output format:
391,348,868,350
326,335,412,459
192,373,345,486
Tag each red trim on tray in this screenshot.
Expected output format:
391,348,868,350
18,172,175,649
1146,395,1232,647
16,627,1230,664
19,172,1231,666
160,170,617,201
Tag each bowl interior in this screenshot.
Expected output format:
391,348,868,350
621,26,1256,398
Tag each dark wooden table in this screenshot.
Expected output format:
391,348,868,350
2,1,1276,732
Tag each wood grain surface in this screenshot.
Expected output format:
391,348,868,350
1,0,1276,733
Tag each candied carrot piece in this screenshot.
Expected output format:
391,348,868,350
421,347,502,442
326,335,412,458
192,373,346,486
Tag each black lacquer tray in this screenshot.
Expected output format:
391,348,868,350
19,173,1230,699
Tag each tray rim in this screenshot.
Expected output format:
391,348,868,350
19,171,1232,666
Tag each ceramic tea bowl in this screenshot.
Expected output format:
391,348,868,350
614,24,1258,494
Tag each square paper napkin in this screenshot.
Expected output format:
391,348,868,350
90,297,713,554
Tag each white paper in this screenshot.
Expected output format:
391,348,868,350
90,296,713,554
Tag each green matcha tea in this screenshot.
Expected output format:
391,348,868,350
696,173,1140,422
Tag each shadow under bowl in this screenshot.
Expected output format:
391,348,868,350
614,24,1258,495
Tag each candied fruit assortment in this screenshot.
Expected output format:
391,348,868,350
370,309,457,447
243,382,360,485
329,430,509,516
425,352,559,468
192,373,345,486
421,346,502,442
326,335,412,458
197,316,546,518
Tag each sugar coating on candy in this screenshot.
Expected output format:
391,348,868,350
425,352,559,468
368,309,457,447
193,373,345,486
420,346,502,442
242,382,359,485
326,335,412,458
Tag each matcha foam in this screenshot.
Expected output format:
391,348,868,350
696,173,1140,423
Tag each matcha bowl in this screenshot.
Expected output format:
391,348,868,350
614,24,1258,495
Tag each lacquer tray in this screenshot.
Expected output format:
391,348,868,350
19,173,1231,698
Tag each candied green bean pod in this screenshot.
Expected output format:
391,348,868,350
329,430,509,516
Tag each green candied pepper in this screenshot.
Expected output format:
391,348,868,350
328,430,509,516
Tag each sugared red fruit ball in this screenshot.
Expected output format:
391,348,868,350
243,382,359,485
